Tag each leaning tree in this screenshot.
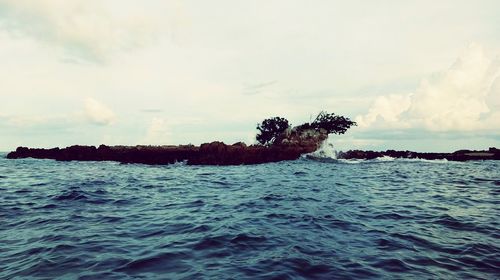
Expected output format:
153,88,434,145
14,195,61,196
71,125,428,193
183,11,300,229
310,111,356,135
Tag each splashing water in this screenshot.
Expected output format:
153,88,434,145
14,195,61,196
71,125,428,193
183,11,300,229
306,141,338,159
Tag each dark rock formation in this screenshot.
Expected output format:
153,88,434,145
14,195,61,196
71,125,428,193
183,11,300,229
275,127,328,151
338,147,500,161
7,144,500,165
6,139,321,166
188,128,328,165
8,144,196,165
6,124,332,165
6,112,350,165
8,121,497,165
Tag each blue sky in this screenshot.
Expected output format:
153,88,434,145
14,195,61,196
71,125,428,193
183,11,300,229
0,0,499,152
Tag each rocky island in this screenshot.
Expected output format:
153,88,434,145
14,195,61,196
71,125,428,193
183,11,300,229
6,111,499,164
6,112,349,165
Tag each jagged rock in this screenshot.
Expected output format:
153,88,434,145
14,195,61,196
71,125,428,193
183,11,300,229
6,114,338,165
338,148,500,161
7,143,500,165
6,137,323,166
275,127,328,152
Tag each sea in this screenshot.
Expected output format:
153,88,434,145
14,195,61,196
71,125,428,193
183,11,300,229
0,148,499,279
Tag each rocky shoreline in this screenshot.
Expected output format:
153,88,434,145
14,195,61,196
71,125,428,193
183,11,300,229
5,114,498,165
6,144,499,165
338,148,500,161
6,123,332,165
6,141,320,165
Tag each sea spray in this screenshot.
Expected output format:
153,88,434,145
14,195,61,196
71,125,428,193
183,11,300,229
305,141,339,159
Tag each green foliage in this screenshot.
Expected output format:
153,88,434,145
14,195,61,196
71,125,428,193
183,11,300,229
256,117,290,145
255,112,355,146
311,111,357,134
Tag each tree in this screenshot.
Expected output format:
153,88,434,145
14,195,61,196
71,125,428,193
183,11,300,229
311,111,356,134
256,117,290,145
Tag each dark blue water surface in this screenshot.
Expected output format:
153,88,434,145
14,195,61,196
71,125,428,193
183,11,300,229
1,153,499,279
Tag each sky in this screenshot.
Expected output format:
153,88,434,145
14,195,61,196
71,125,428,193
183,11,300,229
0,0,499,152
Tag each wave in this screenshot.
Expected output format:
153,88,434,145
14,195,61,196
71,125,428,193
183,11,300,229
329,157,452,164
397,157,450,163
305,143,453,164
306,141,339,159
2,153,497,280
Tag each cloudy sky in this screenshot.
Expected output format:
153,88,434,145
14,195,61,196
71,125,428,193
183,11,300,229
1,0,499,152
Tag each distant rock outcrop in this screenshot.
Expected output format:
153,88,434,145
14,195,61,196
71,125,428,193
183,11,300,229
338,147,500,161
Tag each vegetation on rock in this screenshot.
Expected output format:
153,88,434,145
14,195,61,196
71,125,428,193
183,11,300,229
256,111,356,146
256,117,290,145
311,111,357,134
295,111,356,134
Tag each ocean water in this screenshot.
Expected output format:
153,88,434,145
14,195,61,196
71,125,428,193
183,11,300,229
0,152,499,279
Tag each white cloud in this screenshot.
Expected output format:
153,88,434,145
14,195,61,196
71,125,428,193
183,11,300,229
0,0,171,62
84,98,116,126
356,94,412,128
357,43,500,132
1,1,500,151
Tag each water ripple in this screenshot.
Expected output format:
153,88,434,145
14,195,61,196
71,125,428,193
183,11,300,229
0,155,498,279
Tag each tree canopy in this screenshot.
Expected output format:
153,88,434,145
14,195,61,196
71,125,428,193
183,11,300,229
256,112,356,146
311,111,357,134
256,117,290,145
